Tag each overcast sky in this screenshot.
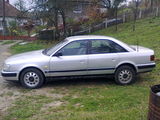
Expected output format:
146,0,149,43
10,0,133,5
10,0,33,7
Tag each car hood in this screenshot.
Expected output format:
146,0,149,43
5,50,48,64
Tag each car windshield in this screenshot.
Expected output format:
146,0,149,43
42,39,68,56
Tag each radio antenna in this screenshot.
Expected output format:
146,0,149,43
137,37,139,52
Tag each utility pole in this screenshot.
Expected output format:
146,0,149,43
2,0,7,36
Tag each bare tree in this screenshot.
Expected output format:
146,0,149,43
14,0,26,12
33,0,69,39
98,0,126,18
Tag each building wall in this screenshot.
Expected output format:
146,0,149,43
0,17,27,35
0,17,16,28
0,17,27,29
64,1,91,20
64,1,106,20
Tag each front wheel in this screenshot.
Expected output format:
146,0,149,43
20,68,44,89
115,65,136,85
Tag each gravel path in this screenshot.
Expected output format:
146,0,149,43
0,42,22,118
0,42,64,119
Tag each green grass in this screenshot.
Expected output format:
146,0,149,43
4,17,160,120
10,42,44,54
10,41,54,54
4,95,53,120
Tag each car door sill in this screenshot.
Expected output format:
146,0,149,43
46,74,114,81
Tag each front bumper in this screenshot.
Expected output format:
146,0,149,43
1,71,18,81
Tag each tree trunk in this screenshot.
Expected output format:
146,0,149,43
115,7,118,31
60,9,67,37
27,30,30,37
108,8,116,18
54,8,60,40
151,0,153,12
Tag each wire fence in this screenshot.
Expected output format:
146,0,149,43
65,7,160,37
88,8,158,30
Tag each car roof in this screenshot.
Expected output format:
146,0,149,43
65,35,134,52
66,35,117,42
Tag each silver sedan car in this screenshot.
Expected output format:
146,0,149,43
1,35,156,89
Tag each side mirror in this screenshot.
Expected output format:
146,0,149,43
54,52,62,57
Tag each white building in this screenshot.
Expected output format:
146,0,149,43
0,0,26,34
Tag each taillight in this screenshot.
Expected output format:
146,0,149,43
150,55,155,61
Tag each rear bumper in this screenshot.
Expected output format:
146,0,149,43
137,63,156,73
137,64,156,69
1,71,18,81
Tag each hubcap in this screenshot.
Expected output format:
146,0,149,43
24,72,40,87
118,69,132,84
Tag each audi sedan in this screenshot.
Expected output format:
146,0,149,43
1,35,156,89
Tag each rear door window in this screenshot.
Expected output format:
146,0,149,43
89,40,127,54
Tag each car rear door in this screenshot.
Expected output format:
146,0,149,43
48,40,88,77
87,39,121,75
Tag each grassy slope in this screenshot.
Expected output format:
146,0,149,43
5,17,160,120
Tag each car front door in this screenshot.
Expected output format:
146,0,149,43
49,40,88,77
87,39,124,75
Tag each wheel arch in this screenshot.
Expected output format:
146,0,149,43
18,67,45,81
115,63,137,74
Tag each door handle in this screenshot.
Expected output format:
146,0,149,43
80,60,85,64
112,59,116,61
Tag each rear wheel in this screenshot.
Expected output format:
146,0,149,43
115,65,136,85
20,68,44,89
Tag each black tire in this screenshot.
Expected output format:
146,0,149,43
20,68,44,89
115,65,136,85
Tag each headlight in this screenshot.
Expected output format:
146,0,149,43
3,64,10,72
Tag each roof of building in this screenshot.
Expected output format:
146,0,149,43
0,1,21,17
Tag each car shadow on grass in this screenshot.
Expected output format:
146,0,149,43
5,81,22,88
45,76,115,87
5,74,147,89
3,77,114,90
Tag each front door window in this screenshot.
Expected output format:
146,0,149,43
58,40,88,56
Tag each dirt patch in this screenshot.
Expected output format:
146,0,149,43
41,101,64,110
30,88,63,98
0,42,22,118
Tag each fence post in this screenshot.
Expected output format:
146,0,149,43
54,30,56,40
105,18,108,28
123,13,126,23
89,26,91,33
139,10,142,19
71,29,73,36
156,7,159,17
